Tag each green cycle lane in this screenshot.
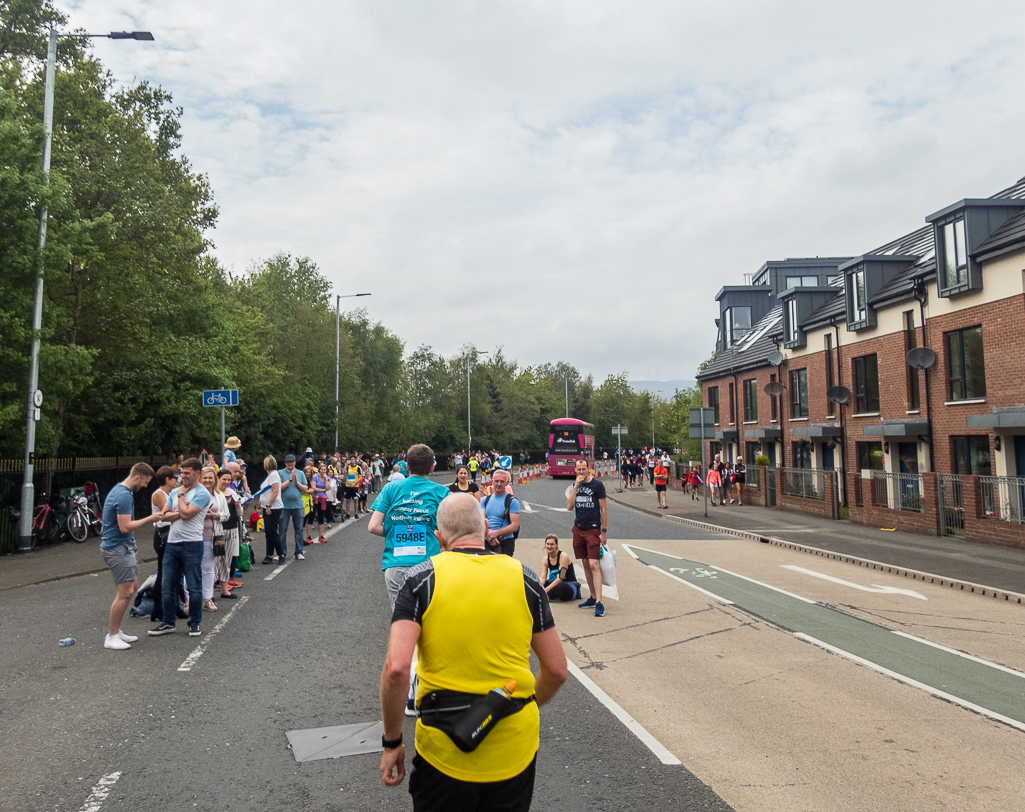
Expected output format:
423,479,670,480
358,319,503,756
626,544,1025,732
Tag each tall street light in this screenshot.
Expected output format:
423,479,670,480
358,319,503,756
335,293,372,453
652,390,663,449
19,28,154,553
467,349,488,452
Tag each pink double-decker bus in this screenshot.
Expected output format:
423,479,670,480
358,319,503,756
547,418,595,478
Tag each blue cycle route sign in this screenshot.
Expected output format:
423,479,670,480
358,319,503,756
202,389,239,407
498,456,512,469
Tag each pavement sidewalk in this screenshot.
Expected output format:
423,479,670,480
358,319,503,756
603,476,1025,600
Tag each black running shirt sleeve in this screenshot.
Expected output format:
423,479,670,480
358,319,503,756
523,565,555,633
391,560,435,625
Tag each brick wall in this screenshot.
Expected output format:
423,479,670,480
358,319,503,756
847,472,941,535
775,468,838,519
962,474,1025,548
924,297,1025,473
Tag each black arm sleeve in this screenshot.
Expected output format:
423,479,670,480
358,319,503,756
391,560,435,625
522,565,556,633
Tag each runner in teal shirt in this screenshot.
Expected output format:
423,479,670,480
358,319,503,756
369,444,449,605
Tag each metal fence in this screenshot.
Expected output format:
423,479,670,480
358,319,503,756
0,456,174,556
938,474,965,537
781,467,825,501
978,476,1025,524
871,471,924,513
744,466,760,490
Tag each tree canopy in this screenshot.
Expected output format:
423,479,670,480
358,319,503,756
0,1,699,463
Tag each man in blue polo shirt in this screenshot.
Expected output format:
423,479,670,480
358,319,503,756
279,454,311,560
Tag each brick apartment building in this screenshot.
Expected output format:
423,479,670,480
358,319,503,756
696,174,1025,546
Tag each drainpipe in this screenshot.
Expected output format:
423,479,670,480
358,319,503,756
731,347,740,462
832,320,847,508
777,341,787,468
914,279,936,475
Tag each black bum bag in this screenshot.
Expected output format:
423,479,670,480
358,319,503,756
417,689,535,753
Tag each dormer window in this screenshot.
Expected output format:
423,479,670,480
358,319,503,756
724,306,752,346
785,276,821,289
845,265,872,330
927,198,1025,298
784,297,799,346
941,217,968,291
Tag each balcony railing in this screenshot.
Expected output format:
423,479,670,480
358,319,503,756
978,476,1025,524
871,471,924,513
781,467,824,501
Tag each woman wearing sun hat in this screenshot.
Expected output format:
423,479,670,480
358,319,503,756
223,436,241,467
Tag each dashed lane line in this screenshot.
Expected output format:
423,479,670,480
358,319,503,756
177,595,249,672
78,771,121,812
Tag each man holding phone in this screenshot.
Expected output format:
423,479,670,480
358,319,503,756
566,459,608,617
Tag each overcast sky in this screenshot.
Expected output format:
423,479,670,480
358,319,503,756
68,0,1025,386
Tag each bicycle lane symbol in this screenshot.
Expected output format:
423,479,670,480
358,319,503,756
670,567,719,579
206,393,228,406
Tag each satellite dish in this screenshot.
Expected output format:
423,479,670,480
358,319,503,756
906,347,937,370
766,350,784,366
764,381,785,397
827,385,851,405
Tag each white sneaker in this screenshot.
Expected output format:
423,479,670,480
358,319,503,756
104,634,131,650
296,553,305,560
117,630,138,643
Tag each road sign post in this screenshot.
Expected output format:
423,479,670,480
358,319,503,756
612,425,628,491
689,408,715,517
202,389,240,457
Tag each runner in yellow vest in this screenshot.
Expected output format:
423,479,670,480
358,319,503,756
468,456,479,483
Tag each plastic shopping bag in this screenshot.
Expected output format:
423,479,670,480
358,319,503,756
598,544,617,588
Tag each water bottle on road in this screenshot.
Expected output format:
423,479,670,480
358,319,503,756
58,638,75,647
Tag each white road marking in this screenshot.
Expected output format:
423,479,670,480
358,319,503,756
178,595,249,672
519,500,534,513
79,771,121,812
567,661,681,765
580,582,619,601
891,631,1025,679
793,632,1025,733
625,543,813,605
782,564,927,600
264,560,290,581
523,500,570,512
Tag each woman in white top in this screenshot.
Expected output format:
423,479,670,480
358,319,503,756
149,466,179,622
387,464,405,483
200,468,229,612
260,455,284,564
214,469,241,599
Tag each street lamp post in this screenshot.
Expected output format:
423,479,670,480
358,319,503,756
467,349,488,452
18,28,154,553
652,390,663,449
335,293,371,453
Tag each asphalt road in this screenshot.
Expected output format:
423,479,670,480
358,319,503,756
0,476,733,812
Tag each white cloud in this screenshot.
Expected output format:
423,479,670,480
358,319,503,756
67,0,1025,383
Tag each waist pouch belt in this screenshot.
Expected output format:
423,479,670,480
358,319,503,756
417,689,535,753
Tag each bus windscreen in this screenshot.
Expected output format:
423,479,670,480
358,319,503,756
551,429,582,454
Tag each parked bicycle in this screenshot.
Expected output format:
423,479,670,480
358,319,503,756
9,496,62,548
66,493,93,543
